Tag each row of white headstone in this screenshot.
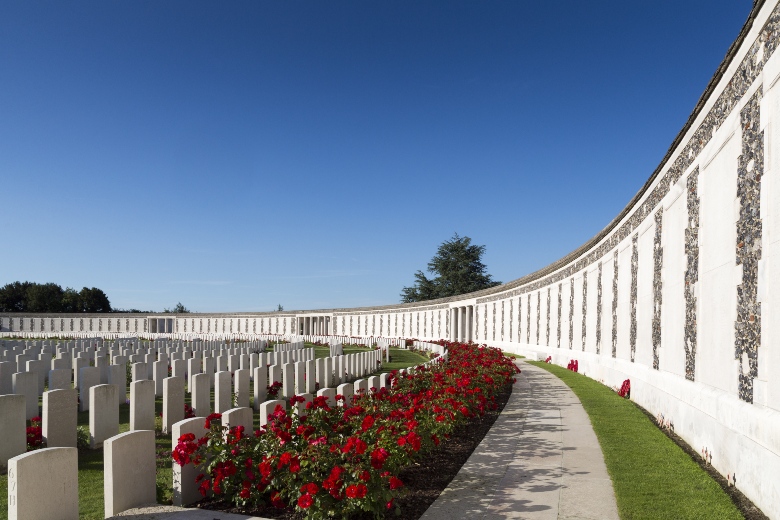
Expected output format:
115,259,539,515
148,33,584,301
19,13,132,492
4,347,409,520
0,342,384,475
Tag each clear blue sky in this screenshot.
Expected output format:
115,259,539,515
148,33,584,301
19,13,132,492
1,1,753,312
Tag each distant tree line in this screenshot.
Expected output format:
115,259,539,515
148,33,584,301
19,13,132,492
0,282,112,313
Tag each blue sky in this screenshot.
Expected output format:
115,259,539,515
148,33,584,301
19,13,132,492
1,1,753,312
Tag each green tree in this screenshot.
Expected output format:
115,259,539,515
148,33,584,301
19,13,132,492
61,287,82,312
401,233,501,303
164,302,190,313
0,281,33,311
79,287,112,312
276,304,284,311
26,282,64,312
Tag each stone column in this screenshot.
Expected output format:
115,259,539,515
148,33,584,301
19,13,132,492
450,308,458,341
467,305,474,342
460,307,467,342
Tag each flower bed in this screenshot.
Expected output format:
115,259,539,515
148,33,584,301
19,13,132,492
173,342,519,518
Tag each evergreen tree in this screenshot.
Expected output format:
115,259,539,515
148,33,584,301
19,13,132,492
401,233,501,303
164,302,190,313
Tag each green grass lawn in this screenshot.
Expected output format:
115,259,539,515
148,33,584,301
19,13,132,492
0,345,428,518
527,361,742,520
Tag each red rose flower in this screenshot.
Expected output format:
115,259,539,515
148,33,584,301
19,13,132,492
298,493,313,509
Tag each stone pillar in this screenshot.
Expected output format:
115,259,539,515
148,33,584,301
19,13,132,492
451,308,458,341
8,447,78,520
460,307,467,342
104,430,156,518
467,305,474,342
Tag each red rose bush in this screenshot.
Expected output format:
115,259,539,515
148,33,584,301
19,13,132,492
173,341,519,518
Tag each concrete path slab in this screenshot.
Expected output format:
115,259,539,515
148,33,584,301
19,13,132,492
421,361,619,520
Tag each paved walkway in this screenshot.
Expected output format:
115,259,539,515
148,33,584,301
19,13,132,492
421,361,619,520
112,361,619,520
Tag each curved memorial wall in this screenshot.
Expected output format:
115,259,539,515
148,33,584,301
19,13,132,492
3,1,780,516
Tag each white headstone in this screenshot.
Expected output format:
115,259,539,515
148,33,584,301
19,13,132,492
13,371,39,419
191,373,210,417
42,389,77,448
89,384,118,449
130,380,155,431
107,364,126,406
153,360,166,397
0,361,15,394
162,376,185,434
316,387,336,408
8,447,78,520
104,430,156,518
282,363,294,399
234,368,250,408
222,406,253,435
214,371,231,413
172,417,207,506
259,399,286,427
253,366,267,411
336,383,353,407
0,394,26,473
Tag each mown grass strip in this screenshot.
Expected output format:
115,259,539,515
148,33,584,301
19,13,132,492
527,361,742,520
